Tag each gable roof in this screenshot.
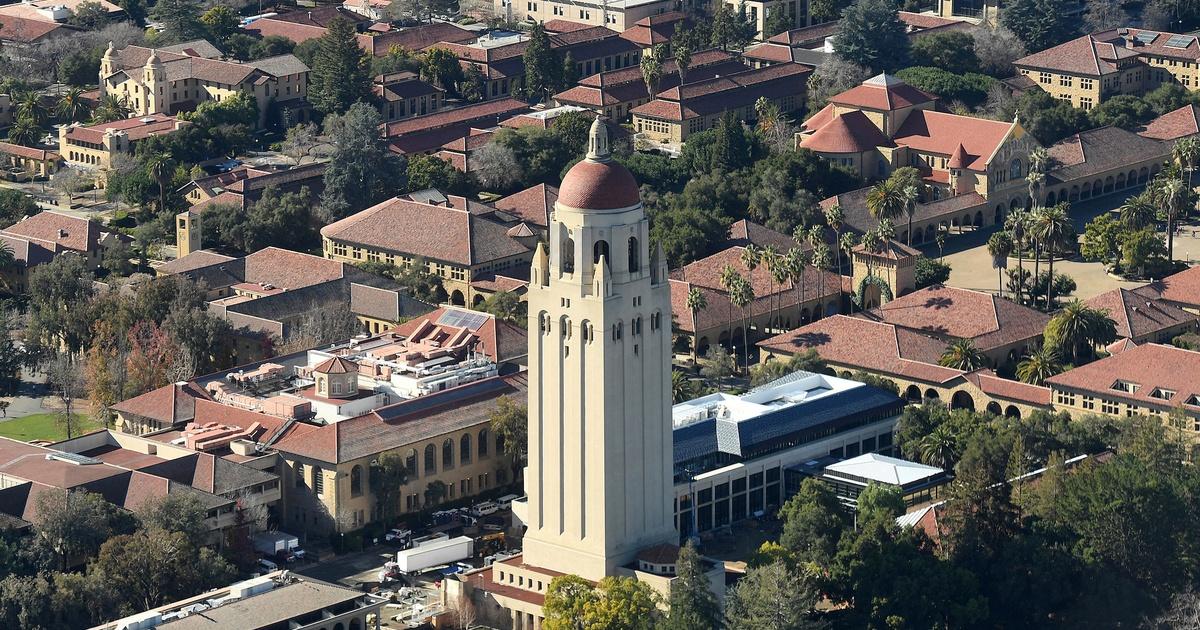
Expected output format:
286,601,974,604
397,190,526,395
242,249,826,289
830,74,936,111
799,109,895,154
1017,28,1200,76
891,110,1015,171
1046,343,1200,410
111,381,210,426
242,247,348,290
1085,287,1199,340
1046,125,1170,182
1135,265,1200,308
493,183,558,228
1139,103,1200,141
0,210,103,254
867,284,1050,351
320,196,530,266
723,219,797,252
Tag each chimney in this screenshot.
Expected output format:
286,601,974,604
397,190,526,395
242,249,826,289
57,229,66,238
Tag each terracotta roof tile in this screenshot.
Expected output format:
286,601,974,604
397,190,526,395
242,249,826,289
632,63,810,122
0,15,69,43
558,158,641,210
723,219,797,252
1085,287,1199,340
0,210,102,254
1136,265,1200,308
868,285,1049,352
112,382,209,425
1046,343,1200,409
1139,104,1200,141
831,74,936,111
1046,126,1170,183
494,183,557,227
799,109,895,153
356,22,475,55
0,141,57,161
620,11,691,47
242,247,347,290
966,370,1052,406
892,110,1013,171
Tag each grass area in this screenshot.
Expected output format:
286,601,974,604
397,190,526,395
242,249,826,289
0,413,95,443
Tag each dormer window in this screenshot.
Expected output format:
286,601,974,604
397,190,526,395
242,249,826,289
1111,380,1140,394
1150,388,1176,401
1185,395,1200,408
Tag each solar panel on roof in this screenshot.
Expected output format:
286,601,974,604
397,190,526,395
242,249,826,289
438,309,489,330
1165,34,1195,48
45,452,102,465
1135,32,1159,43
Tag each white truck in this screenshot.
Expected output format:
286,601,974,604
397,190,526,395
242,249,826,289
395,536,474,574
252,531,301,560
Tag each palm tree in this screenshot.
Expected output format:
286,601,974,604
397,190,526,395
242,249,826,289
919,424,958,470
729,275,755,372
987,231,1013,298
92,94,132,123
146,152,174,214
1032,204,1072,309
0,240,14,292
939,338,986,371
811,243,831,306
56,87,89,123
1016,347,1063,385
15,91,46,126
1119,193,1157,230
1006,209,1029,305
1172,136,1200,195
786,247,809,323
935,226,947,261
685,287,707,365
740,244,761,276
1153,175,1188,262
860,229,882,275
719,264,739,352
6,117,39,147
1045,300,1118,365
824,204,844,269
761,245,780,331
866,178,905,228
671,370,692,403
640,44,664,98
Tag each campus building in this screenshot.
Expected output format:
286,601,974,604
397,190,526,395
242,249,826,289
1014,28,1200,110
497,0,678,32
59,113,188,171
744,12,971,68
99,40,310,128
112,321,525,536
0,210,129,274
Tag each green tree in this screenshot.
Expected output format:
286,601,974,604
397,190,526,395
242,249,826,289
33,489,137,570
199,4,240,43
478,290,526,324
910,30,980,74
543,575,597,630
810,0,852,23
700,346,736,392
490,395,527,483
1044,299,1118,365
1016,346,1062,385
865,176,905,228
1119,192,1157,231
406,153,470,194
92,528,236,612
685,287,707,364
987,231,1013,298
1001,0,1076,51
119,0,146,25
136,493,209,540
92,94,132,124
544,575,661,630
1149,171,1190,262
318,103,405,221
710,3,736,51
26,255,94,353
939,338,986,371
857,481,905,522
662,542,721,630
369,452,410,522
309,18,372,114
421,47,462,92
919,423,959,469
725,561,822,630
7,116,41,147
56,87,89,123
729,275,754,372
641,44,664,98
1120,227,1170,278
460,63,486,102
1080,212,1125,267
1031,203,1073,308
150,0,206,42
834,0,909,73
778,477,848,566
521,24,559,102
1088,94,1154,129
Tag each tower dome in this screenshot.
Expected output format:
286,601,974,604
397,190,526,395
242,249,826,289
558,118,640,210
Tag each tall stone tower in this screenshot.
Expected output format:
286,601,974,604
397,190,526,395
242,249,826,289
98,41,118,97
143,50,168,115
522,119,676,581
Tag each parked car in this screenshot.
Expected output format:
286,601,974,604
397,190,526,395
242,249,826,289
385,528,413,544
257,558,278,572
470,501,499,517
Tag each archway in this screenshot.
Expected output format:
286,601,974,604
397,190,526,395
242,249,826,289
696,336,710,356
1139,167,1149,184
350,619,363,630
900,230,908,243
1093,179,1103,195
905,385,922,402
950,390,975,411
450,290,465,306
839,370,853,378
1151,163,1161,176
1081,182,1091,199
962,214,972,231
986,401,1002,415
924,388,940,400
800,307,810,324
994,205,1004,224
925,225,936,242
974,211,983,227
718,331,730,349
472,294,484,307
1005,405,1022,419
1127,170,1137,187
1070,185,1079,201
826,301,839,316
913,227,925,244
1010,198,1020,210
1116,173,1125,190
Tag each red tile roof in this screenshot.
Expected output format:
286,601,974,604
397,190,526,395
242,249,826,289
112,382,210,425
543,19,595,33
1085,287,1199,340
632,63,810,122
1139,104,1200,141
0,15,68,44
356,22,476,55
320,196,530,265
620,11,691,47
383,99,531,153
494,183,557,227
1136,265,1200,308
243,17,331,43
799,109,895,153
389,306,526,363
891,110,1014,171
558,158,641,210
724,219,797,252
0,141,57,161
158,250,237,275
0,210,103,254
242,247,347,290
870,285,1049,352
965,370,1052,406
831,74,936,111
66,113,183,144
1017,28,1200,77
1046,343,1200,410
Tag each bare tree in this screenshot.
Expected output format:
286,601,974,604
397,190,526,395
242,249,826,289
448,592,478,629
806,57,870,111
51,167,92,204
47,351,86,439
468,143,524,192
280,122,328,165
971,24,1026,77
1147,589,1200,628
164,347,198,384
277,305,362,354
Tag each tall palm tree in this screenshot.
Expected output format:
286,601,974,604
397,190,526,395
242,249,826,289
6,117,39,147
811,243,831,307
939,338,986,371
146,153,175,214
1172,136,1200,194
1120,193,1157,230
1006,209,1029,304
640,44,664,98
719,264,739,352
919,424,958,470
761,245,781,331
685,287,707,365
860,229,882,276
729,275,754,372
0,240,14,292
824,204,844,270
671,370,691,403
1153,175,1188,263
56,87,89,123
787,247,809,323
838,232,857,313
1045,301,1118,365
740,244,761,276
15,91,46,126
1032,204,1072,309
866,178,905,228
987,231,1013,299
92,94,132,123
1016,347,1063,385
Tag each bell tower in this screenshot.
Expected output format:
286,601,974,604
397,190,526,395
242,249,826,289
143,50,169,115
522,119,676,581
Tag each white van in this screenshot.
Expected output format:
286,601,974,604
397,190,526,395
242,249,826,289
496,494,522,510
470,501,499,517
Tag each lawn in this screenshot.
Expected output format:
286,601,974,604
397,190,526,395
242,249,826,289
0,413,95,443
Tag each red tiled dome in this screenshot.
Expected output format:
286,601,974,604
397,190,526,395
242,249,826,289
558,158,640,210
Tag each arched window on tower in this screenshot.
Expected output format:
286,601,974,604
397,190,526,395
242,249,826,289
562,237,575,273
1009,158,1022,180
593,240,610,265
628,237,640,272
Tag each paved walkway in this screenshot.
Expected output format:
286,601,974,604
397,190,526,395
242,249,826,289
930,193,1199,300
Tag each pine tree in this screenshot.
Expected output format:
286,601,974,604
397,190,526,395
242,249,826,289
309,18,372,115
1001,0,1075,52
521,24,558,102
834,0,909,73
713,111,749,171
318,103,406,221
662,543,721,630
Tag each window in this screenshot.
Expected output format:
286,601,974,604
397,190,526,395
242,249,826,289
562,236,575,273
1150,387,1176,400
1039,72,1051,83
1080,97,1093,110
1082,395,1095,410
425,444,437,475
443,438,455,469
593,239,610,265
405,448,418,477
628,236,640,272
461,433,472,465
1056,391,1076,406
1009,158,1022,179
1111,380,1139,393
479,429,489,458
295,462,305,487
312,466,324,495
1080,78,1094,90
351,465,363,497
1101,399,1120,415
